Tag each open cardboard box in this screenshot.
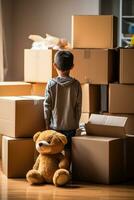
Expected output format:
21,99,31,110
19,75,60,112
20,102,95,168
85,114,128,138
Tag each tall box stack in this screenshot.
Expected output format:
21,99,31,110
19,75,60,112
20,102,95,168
70,15,117,124
108,48,134,136
0,95,45,177
0,81,32,160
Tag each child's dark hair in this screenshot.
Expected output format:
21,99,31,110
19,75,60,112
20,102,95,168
54,50,74,71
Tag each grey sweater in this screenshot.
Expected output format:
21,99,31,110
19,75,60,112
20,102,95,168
43,76,82,131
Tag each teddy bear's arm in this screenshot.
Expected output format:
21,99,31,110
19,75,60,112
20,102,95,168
58,153,70,170
33,155,40,170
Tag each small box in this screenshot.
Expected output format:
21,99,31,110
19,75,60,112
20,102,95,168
120,48,134,84
2,136,35,178
0,82,31,96
31,83,46,96
0,96,45,137
109,84,134,114
72,136,124,184
24,49,57,83
81,84,100,113
72,15,117,48
85,114,127,138
70,49,114,84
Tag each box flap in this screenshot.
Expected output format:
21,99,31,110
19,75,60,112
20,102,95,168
85,114,128,138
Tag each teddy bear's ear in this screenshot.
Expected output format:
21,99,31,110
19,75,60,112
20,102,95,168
56,133,67,145
33,132,41,142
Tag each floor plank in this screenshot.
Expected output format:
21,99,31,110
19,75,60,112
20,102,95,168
0,161,134,200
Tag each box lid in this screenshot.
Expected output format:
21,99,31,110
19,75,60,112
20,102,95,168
85,114,128,138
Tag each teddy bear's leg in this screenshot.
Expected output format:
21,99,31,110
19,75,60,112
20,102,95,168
26,169,45,185
53,169,70,187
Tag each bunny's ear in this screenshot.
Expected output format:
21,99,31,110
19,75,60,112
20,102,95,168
33,132,41,142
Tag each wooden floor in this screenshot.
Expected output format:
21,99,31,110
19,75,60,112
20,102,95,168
1,162,134,200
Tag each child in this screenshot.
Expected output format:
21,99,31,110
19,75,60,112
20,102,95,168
43,50,82,168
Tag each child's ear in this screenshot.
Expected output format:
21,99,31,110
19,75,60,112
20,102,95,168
53,63,57,69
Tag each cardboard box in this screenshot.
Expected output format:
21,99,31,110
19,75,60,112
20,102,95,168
109,84,134,113
85,114,128,138
70,49,114,84
81,84,100,113
72,136,124,184
103,113,134,135
72,15,117,48
31,83,46,96
0,96,45,137
80,113,90,124
0,82,31,96
120,48,134,84
24,49,57,83
2,136,35,178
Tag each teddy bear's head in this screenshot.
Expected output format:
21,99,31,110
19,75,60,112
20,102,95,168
33,130,67,154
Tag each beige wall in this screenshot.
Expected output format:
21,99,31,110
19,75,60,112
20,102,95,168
3,0,100,81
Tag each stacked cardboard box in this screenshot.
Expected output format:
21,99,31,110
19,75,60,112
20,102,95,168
0,86,45,177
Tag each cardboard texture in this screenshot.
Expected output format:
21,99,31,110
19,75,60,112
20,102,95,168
103,113,134,135
109,84,134,114
0,134,2,158
72,15,117,48
0,96,45,137
70,49,114,84
120,48,134,84
85,114,127,138
2,136,35,178
81,84,100,113
31,83,46,96
72,136,124,184
80,113,90,124
0,82,31,96
24,49,57,83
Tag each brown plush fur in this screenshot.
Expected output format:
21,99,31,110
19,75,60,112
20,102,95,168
26,130,70,186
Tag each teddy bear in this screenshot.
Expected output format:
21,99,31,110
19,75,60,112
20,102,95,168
26,130,70,186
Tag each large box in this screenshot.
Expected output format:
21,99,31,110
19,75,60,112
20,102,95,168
120,48,134,84
81,84,100,113
85,114,127,138
72,15,117,48
72,136,124,184
31,83,46,96
0,82,31,96
2,136,35,178
24,49,57,83
109,84,134,114
0,96,45,137
70,49,114,84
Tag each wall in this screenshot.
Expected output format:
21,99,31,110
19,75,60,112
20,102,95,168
3,0,100,81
